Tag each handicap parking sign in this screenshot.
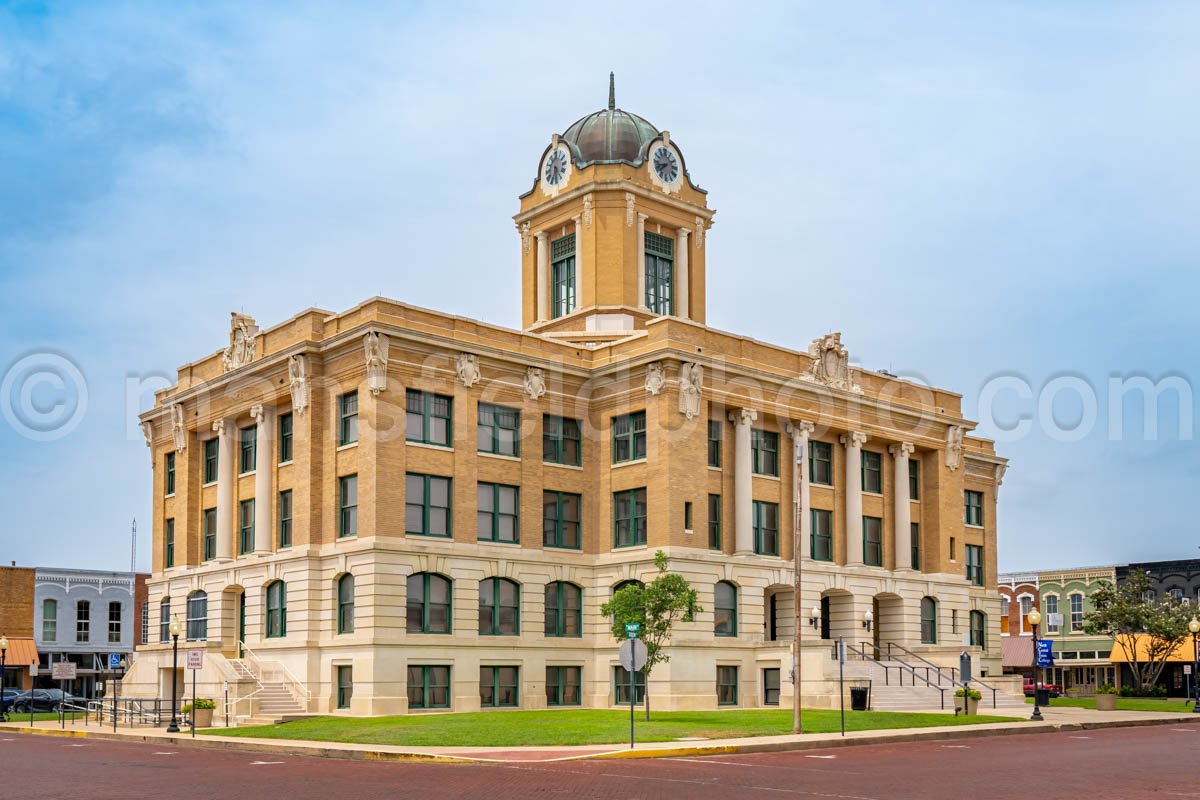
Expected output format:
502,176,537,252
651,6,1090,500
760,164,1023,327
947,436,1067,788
108,653,122,669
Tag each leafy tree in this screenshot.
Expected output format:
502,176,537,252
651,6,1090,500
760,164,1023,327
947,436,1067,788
600,550,701,720
1082,570,1193,694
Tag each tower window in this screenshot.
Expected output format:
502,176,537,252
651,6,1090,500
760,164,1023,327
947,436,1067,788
644,232,673,315
551,234,576,319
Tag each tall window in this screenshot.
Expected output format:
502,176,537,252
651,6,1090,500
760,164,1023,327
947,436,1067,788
763,668,781,706
165,518,175,568
810,440,833,485
336,665,353,710
203,507,216,561
707,494,721,550
159,597,170,643
477,403,520,457
239,498,255,554
278,412,293,463
186,591,207,640
965,544,984,586
708,419,722,467
140,602,148,645
1070,593,1084,631
908,458,920,500
108,601,122,643
862,451,882,493
407,665,450,709
478,483,519,543
964,490,984,526
753,501,778,556
406,390,453,447
716,665,739,706
479,577,520,635
863,516,883,566
480,666,519,708
714,581,737,636
811,509,833,562
546,666,581,706
42,598,57,642
339,475,358,538
910,522,920,570
339,391,358,446
543,415,581,466
551,233,576,318
544,582,582,637
265,581,287,638
406,474,452,537
751,429,779,476
337,574,355,634
970,610,986,650
203,437,218,483
612,411,647,463
644,231,674,314
407,573,452,634
615,666,646,704
1000,595,1011,629
240,425,257,473
613,487,648,547
76,600,90,642
278,490,293,548
1019,596,1033,633
1044,594,1060,633
543,491,581,549
165,451,176,495
920,596,938,644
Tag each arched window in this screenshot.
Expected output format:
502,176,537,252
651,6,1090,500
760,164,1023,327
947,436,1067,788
42,598,57,642
920,597,938,644
337,574,355,634
970,610,986,650
1043,594,1059,633
159,597,171,642
544,582,582,637
186,591,208,641
612,579,644,596
265,581,287,638
479,577,520,635
408,573,452,634
714,581,737,637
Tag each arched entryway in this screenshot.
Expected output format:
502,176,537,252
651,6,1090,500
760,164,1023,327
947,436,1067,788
872,593,905,658
764,585,794,643
220,585,245,658
819,589,854,643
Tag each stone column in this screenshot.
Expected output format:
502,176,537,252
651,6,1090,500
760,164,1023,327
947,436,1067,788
890,442,915,570
251,404,274,554
786,421,814,559
535,231,549,322
675,227,690,318
214,418,236,561
730,408,757,554
636,213,648,309
841,431,867,565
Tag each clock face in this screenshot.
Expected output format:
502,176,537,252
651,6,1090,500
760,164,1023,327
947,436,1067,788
544,149,568,186
652,146,679,183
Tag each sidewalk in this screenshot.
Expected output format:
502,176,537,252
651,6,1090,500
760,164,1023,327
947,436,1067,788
1,707,1191,764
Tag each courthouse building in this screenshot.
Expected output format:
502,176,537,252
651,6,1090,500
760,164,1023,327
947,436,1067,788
126,79,1008,718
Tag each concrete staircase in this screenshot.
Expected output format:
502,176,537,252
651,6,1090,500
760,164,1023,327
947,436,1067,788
842,659,1028,713
227,659,309,726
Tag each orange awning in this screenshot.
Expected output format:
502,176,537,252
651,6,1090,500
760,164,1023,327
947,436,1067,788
1,637,38,667
1108,635,1198,663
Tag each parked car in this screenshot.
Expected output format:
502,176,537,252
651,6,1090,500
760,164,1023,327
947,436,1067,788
10,689,88,713
1023,678,1062,698
0,688,22,712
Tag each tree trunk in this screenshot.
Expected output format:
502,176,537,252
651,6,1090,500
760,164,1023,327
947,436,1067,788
644,687,650,721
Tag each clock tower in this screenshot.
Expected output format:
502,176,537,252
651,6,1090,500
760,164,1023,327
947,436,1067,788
514,74,714,342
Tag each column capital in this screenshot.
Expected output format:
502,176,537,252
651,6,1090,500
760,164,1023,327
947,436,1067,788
729,408,758,426
786,420,815,438
637,212,649,223
212,419,227,435
572,214,582,226
249,404,270,422
889,441,915,458
534,230,549,243
840,431,868,448
676,226,690,239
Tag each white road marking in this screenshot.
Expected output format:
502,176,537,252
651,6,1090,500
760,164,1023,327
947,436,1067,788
1069,736,1092,740
941,745,970,749
249,761,285,765
805,754,837,759
68,744,87,747
152,752,177,755
1171,728,1197,732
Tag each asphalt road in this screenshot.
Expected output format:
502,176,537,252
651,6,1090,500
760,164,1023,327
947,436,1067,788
2,724,1197,799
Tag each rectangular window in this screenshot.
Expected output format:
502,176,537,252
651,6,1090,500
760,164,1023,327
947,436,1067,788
613,487,648,548
477,403,520,457
406,390,453,447
278,412,293,463
716,665,739,706
1045,595,1060,633
684,501,693,531
108,601,122,644
480,666,519,708
406,473,452,537
76,601,90,643
165,518,175,569
811,509,833,562
278,490,292,548
551,233,576,318
543,491,581,549
339,391,358,446
546,666,582,707
910,522,920,570
708,419,722,467
543,415,581,466
763,668,781,706
239,425,257,474
949,536,957,561
611,411,647,463
339,475,358,538
863,516,883,566
615,666,646,705
966,544,984,586
140,602,148,645
42,599,57,642
478,482,519,543
752,429,779,476
202,508,216,561
707,494,721,550
908,458,920,500
644,231,674,315
165,452,176,495
203,438,219,484
239,499,255,555
753,501,779,556
336,665,353,710
964,490,984,526
407,665,451,710
810,440,833,485
862,451,882,493
1070,594,1084,631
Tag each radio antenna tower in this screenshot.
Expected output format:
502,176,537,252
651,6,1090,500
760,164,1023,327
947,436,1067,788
131,518,137,573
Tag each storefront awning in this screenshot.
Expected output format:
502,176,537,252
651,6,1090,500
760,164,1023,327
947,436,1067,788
1108,635,1197,664
1002,635,1033,667
1,637,38,667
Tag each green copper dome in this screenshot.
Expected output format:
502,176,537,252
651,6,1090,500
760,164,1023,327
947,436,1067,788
560,73,660,166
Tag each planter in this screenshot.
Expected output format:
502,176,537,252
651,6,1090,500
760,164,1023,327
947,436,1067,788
1095,694,1118,711
192,708,214,728
956,697,980,715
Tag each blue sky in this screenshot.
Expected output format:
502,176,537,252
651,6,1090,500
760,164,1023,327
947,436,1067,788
1,1,1197,573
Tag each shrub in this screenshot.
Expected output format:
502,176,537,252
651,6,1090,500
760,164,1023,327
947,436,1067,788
1097,684,1119,696
955,688,982,701
181,698,216,713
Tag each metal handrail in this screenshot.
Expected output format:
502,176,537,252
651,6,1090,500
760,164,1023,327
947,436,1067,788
886,642,1000,709
845,642,947,709
238,641,309,707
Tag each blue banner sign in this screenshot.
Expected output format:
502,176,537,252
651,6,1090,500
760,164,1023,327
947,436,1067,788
1035,640,1055,668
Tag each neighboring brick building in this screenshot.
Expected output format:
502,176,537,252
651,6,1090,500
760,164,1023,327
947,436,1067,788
0,565,37,690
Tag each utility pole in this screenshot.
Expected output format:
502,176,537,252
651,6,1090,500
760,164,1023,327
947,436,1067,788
792,431,803,735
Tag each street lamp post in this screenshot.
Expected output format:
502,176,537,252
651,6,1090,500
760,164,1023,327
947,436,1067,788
1028,609,1043,721
166,618,181,733
113,657,126,733
1189,618,1200,714
1,636,9,723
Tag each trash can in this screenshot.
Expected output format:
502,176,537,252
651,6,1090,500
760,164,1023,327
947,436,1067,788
1034,688,1050,707
850,686,869,711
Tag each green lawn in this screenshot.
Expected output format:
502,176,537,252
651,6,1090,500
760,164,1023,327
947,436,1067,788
1025,697,1196,713
203,708,1020,747
3,712,88,722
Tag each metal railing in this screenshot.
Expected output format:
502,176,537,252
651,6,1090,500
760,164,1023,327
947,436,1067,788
237,641,309,710
845,642,948,709
885,642,1000,709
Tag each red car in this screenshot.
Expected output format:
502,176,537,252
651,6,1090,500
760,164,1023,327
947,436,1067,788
1023,678,1062,698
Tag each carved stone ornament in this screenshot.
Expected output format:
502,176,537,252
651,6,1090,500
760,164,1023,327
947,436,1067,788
583,194,593,227
521,221,531,254
456,353,481,388
288,354,309,415
625,193,635,226
364,332,389,396
169,403,186,452
141,420,153,451
221,312,259,372
945,425,965,471
695,216,705,249
678,362,704,420
644,362,666,396
802,332,862,394
523,367,546,401
994,462,1008,487
249,404,266,422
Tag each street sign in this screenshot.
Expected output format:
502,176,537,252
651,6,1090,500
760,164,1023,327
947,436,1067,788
1035,639,1055,668
618,639,648,672
1185,665,1193,676
186,649,204,671
624,622,641,639
959,651,973,685
107,653,122,670
51,662,77,681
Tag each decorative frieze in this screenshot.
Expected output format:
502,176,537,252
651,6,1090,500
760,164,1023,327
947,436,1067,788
456,353,481,388
364,332,389,396
644,363,665,396
803,332,861,394
169,403,186,452
946,426,964,470
523,367,546,401
678,362,703,419
221,313,258,372
288,354,309,415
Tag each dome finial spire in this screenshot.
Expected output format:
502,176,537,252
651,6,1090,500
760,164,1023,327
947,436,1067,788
608,72,615,110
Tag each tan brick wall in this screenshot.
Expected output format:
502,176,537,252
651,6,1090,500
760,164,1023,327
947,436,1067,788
0,566,35,638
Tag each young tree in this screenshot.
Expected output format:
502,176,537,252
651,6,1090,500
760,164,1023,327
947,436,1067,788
600,550,701,720
1082,570,1193,694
